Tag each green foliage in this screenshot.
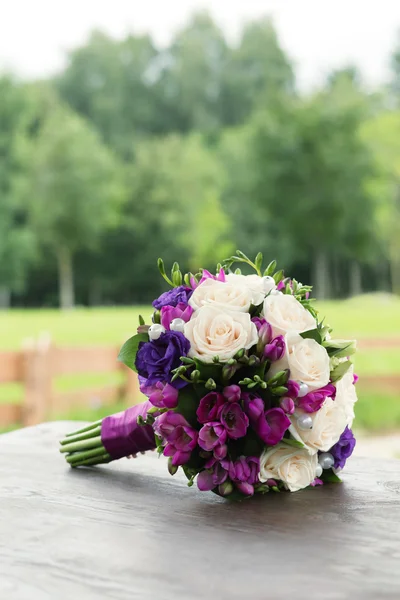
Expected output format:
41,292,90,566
117,332,148,372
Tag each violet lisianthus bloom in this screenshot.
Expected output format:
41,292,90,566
154,411,198,466
263,335,285,362
329,426,356,469
152,286,193,310
297,383,336,413
196,392,225,424
140,380,179,409
220,403,249,440
160,302,194,330
244,395,290,445
135,331,190,389
225,456,260,496
198,422,227,451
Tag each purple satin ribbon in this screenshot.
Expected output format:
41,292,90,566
101,400,156,460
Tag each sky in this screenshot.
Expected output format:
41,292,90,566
1,0,400,89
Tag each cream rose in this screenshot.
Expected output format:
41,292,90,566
289,397,348,454
225,273,276,306
269,332,330,392
184,305,258,363
259,443,318,492
334,366,358,428
189,278,253,312
262,293,316,337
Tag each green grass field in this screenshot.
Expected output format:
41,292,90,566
1,293,399,433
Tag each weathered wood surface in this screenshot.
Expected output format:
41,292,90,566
1,423,400,600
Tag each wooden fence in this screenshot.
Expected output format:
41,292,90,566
0,335,140,428
0,337,399,428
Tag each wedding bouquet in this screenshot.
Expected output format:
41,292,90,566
60,251,358,498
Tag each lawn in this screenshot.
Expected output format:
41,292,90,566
1,293,399,433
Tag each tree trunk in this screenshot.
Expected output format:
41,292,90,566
389,256,400,296
57,247,75,310
312,251,330,300
0,287,11,309
332,257,341,298
349,261,362,297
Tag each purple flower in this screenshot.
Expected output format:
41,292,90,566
135,331,190,389
353,373,359,385
198,422,227,451
140,380,179,409
154,411,198,466
244,395,290,445
223,385,241,402
153,286,193,310
225,456,260,496
197,392,225,424
263,335,285,362
330,427,356,469
220,403,249,439
197,459,229,491
277,280,286,291
280,396,295,415
191,268,226,289
297,383,336,413
160,302,194,330
286,380,300,399
252,317,272,346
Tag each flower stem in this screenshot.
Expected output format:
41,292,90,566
65,420,102,437
66,446,110,464
59,436,102,454
60,426,102,446
69,454,111,468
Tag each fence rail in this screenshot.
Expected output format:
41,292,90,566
0,337,398,428
0,336,140,428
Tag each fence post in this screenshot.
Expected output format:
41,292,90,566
22,333,53,426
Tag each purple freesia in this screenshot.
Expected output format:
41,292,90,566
280,396,295,415
190,268,226,289
220,403,249,439
160,303,194,330
223,385,241,402
263,335,285,362
154,411,198,466
197,458,229,491
225,456,260,496
329,427,356,469
252,317,272,351
197,392,225,423
135,331,190,389
244,395,290,445
286,380,300,399
297,383,336,413
140,380,179,409
153,286,193,310
198,422,227,451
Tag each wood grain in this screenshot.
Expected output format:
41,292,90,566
1,422,400,600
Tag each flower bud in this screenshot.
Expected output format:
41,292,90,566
218,480,234,497
205,378,217,391
223,385,241,402
280,397,295,415
168,457,179,476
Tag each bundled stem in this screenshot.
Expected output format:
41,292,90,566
60,421,111,468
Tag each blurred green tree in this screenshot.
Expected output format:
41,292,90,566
21,100,124,309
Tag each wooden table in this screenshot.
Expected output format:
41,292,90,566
1,422,400,600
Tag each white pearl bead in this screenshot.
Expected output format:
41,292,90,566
318,452,334,470
315,464,323,477
297,414,313,430
261,276,276,292
148,324,166,341
297,382,309,397
170,318,185,333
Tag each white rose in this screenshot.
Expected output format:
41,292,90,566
289,397,348,454
189,278,253,312
269,332,330,392
334,366,358,428
225,273,276,306
184,305,258,363
259,443,318,492
262,293,316,337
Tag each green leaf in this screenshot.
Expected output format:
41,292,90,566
330,360,352,383
264,260,277,277
255,252,263,274
117,333,148,372
282,437,305,449
300,328,322,344
138,314,145,326
321,469,342,484
273,269,284,284
323,339,357,358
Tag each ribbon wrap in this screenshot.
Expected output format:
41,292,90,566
101,400,156,460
